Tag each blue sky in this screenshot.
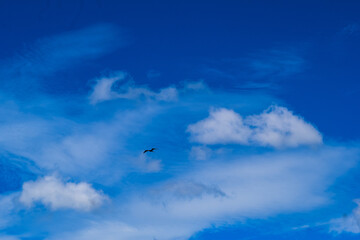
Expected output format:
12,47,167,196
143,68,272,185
0,1,360,239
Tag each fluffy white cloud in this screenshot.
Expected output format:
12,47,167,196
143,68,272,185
187,108,252,145
246,105,323,147
89,72,178,104
19,176,107,211
329,199,360,233
188,105,322,148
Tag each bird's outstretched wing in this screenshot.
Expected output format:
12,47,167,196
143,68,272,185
143,148,157,153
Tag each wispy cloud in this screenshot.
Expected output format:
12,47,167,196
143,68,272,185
12,23,122,76
0,194,18,229
134,153,162,173
89,71,178,104
48,145,359,240
200,48,305,91
189,146,212,160
151,180,226,200
0,235,19,240
146,69,162,79
329,199,360,233
247,49,305,78
183,80,209,91
339,23,360,37
0,24,124,96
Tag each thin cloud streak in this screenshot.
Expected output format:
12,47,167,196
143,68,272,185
0,23,124,96
89,71,178,104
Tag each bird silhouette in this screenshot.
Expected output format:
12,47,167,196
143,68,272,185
143,148,156,154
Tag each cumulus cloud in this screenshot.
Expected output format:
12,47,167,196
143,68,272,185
188,108,252,145
188,105,322,148
329,199,360,233
19,176,107,211
89,72,178,104
246,105,323,147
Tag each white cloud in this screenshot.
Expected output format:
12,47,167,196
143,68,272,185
50,146,359,240
89,72,178,104
187,105,322,148
246,106,323,147
148,147,353,222
187,108,252,145
329,199,360,233
0,98,165,183
19,176,107,211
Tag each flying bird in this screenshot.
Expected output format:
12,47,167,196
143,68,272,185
143,148,156,154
